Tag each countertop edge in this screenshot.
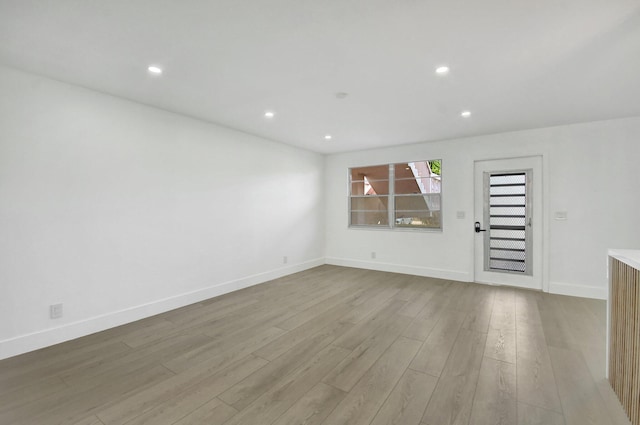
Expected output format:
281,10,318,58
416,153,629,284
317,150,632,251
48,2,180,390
609,249,640,271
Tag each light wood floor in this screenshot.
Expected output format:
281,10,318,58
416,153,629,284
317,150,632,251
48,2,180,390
0,265,632,425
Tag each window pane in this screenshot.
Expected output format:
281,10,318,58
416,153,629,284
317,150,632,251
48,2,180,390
491,229,525,239
350,165,389,195
394,195,426,210
490,248,525,261
490,185,525,195
490,259,526,272
395,194,441,211
490,195,525,206
394,210,441,228
490,216,526,227
491,238,526,250
395,177,441,195
350,196,389,211
490,174,525,185
394,160,441,196
394,160,441,179
490,206,526,216
350,179,389,195
350,211,389,226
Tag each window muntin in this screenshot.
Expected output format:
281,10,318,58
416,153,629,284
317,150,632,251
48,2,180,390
349,160,442,230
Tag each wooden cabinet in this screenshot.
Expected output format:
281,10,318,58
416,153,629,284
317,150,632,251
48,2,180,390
608,250,640,425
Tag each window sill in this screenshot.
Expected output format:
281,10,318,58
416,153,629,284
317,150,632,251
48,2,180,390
347,225,443,233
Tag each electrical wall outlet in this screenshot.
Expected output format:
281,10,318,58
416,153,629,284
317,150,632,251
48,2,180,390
371,251,376,259
283,256,288,264
50,303,63,319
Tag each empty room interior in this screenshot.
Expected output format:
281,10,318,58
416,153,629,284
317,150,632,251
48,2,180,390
1,1,640,425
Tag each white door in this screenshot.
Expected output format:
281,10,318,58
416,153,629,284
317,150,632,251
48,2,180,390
474,156,543,290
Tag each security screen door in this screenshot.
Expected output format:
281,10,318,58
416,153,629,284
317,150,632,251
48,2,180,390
474,157,542,290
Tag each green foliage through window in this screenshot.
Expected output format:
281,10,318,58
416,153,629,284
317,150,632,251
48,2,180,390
430,160,441,176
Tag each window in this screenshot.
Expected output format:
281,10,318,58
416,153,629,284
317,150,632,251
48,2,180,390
349,160,442,230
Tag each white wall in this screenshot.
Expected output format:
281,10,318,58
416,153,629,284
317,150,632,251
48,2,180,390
325,117,640,299
2,63,638,361
0,66,325,359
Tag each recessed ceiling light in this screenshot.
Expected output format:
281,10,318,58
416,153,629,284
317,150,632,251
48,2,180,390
435,66,450,75
264,111,275,118
148,65,163,75
324,134,333,140
461,110,471,118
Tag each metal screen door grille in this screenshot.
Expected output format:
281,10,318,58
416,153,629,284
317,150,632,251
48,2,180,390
488,172,527,273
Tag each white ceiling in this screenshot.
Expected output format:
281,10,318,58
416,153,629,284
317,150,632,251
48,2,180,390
1,0,639,154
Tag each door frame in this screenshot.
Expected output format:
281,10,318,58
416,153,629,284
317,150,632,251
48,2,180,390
472,155,550,292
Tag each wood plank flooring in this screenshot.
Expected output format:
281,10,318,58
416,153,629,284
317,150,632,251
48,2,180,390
0,265,631,425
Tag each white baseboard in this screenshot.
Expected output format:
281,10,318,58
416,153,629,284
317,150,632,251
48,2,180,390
0,258,324,360
2,259,604,360
325,257,470,282
549,281,607,300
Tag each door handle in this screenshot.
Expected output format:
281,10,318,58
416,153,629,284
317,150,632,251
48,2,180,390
475,222,487,233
